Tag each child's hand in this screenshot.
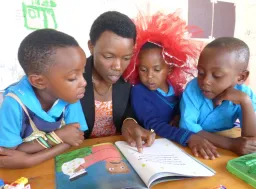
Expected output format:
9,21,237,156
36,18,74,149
188,134,220,160
169,115,180,127
0,147,32,168
55,123,84,147
215,87,250,106
231,137,256,155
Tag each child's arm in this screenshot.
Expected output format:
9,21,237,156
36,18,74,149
197,131,234,150
131,87,193,146
240,99,256,136
16,141,45,153
197,131,256,155
17,123,84,153
180,85,256,155
131,86,219,159
215,87,256,137
180,81,238,150
64,101,88,132
169,115,180,127
169,96,181,127
0,96,24,148
180,84,237,150
0,144,70,169
121,90,156,152
17,101,87,153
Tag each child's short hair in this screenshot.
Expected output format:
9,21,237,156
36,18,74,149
18,29,79,75
205,37,250,68
89,11,137,45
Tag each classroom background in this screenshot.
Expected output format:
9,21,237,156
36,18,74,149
0,0,255,103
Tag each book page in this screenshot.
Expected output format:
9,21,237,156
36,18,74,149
55,143,147,189
115,139,215,187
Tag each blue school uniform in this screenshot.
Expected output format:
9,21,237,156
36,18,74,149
180,78,256,133
0,76,88,148
131,83,194,146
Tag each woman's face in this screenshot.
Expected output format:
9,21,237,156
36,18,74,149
89,31,134,84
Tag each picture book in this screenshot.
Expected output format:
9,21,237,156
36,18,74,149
55,138,215,189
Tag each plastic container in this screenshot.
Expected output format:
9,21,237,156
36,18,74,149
227,153,256,188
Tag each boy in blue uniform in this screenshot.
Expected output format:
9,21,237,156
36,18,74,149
0,29,88,168
180,37,256,155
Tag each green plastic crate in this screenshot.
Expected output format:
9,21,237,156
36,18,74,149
227,153,256,188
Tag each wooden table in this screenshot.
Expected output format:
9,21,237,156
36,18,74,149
0,134,253,189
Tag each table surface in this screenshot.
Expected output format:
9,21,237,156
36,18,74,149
0,132,253,189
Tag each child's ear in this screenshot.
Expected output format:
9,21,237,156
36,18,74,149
237,70,249,85
88,40,94,55
28,74,47,89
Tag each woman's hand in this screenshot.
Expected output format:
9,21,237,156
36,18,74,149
122,119,156,152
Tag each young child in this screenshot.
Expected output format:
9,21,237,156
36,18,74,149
180,37,256,155
124,12,219,159
0,29,87,159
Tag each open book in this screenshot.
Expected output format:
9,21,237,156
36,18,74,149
55,138,215,189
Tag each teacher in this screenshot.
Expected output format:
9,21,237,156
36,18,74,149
81,11,155,150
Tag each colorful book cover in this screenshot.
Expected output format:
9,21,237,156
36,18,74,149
55,143,147,189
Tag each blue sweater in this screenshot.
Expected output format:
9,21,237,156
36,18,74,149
131,83,194,146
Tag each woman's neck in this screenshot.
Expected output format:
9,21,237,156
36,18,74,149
92,68,112,87
92,68,113,102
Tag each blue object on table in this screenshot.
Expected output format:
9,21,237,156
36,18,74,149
0,179,4,187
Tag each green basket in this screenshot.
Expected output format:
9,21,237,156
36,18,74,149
227,153,256,188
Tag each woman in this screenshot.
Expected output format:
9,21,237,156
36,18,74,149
81,11,154,151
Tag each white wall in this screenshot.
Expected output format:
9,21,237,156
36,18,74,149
0,0,255,92
234,0,256,91
0,0,188,90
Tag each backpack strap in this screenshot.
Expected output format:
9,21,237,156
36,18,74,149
6,93,47,142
